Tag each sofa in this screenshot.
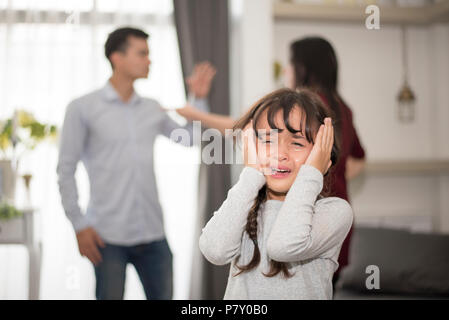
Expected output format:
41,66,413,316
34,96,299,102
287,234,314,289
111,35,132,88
333,226,449,300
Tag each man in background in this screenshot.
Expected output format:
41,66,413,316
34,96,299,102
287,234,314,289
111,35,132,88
57,27,215,300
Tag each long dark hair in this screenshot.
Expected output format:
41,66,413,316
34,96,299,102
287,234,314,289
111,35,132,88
232,88,340,278
290,37,345,143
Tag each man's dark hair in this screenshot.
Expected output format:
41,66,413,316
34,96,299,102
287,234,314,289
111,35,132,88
104,27,149,68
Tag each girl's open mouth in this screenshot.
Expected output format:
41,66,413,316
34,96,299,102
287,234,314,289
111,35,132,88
270,166,291,178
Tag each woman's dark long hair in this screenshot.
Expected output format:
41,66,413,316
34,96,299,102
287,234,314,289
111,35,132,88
290,37,346,143
232,88,340,278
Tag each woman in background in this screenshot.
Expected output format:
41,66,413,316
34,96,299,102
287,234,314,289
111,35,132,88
286,37,366,285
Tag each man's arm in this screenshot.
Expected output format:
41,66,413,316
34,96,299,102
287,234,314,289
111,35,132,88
176,61,236,135
56,101,90,232
160,96,218,147
185,62,216,100
56,101,105,266
160,61,223,145
159,109,198,147
176,105,235,136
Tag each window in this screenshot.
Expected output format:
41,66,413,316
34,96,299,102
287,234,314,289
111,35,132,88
0,0,198,299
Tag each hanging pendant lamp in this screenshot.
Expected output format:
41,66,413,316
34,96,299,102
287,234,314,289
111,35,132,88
397,25,416,123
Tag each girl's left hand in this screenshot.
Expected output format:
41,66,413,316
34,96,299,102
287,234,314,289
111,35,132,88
305,117,334,175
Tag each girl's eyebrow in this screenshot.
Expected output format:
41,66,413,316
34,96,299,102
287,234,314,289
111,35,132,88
258,129,305,139
258,129,282,136
292,133,305,139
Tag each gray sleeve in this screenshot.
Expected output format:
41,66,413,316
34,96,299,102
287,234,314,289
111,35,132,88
199,167,266,265
56,101,90,232
266,164,353,262
188,96,209,113
160,98,210,147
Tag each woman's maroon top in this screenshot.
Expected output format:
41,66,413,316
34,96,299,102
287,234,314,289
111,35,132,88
319,93,366,281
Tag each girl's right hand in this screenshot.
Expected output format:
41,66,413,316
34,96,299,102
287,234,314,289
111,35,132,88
305,117,334,175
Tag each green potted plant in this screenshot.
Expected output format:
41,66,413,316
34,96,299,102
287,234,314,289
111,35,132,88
0,110,58,202
0,201,23,221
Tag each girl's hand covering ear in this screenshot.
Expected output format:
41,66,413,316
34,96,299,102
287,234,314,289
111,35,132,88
305,117,334,175
242,120,272,175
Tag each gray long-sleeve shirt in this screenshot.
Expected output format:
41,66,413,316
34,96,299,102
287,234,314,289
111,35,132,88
57,81,208,245
199,164,353,299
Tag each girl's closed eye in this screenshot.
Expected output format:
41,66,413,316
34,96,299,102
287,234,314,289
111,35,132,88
290,142,305,151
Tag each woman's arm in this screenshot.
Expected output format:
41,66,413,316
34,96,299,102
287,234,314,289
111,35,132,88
345,156,366,180
176,105,236,136
346,106,366,180
199,167,266,265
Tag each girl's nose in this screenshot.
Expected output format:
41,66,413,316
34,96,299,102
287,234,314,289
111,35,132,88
274,144,289,161
277,152,288,161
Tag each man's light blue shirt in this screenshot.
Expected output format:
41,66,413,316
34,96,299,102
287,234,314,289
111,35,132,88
57,81,208,245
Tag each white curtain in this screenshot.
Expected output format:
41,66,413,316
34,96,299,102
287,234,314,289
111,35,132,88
0,0,199,299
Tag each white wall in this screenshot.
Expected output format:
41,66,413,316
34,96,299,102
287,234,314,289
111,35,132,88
239,0,274,110
430,24,449,159
430,24,449,232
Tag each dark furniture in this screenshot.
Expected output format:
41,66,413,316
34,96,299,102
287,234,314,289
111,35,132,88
334,226,449,300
